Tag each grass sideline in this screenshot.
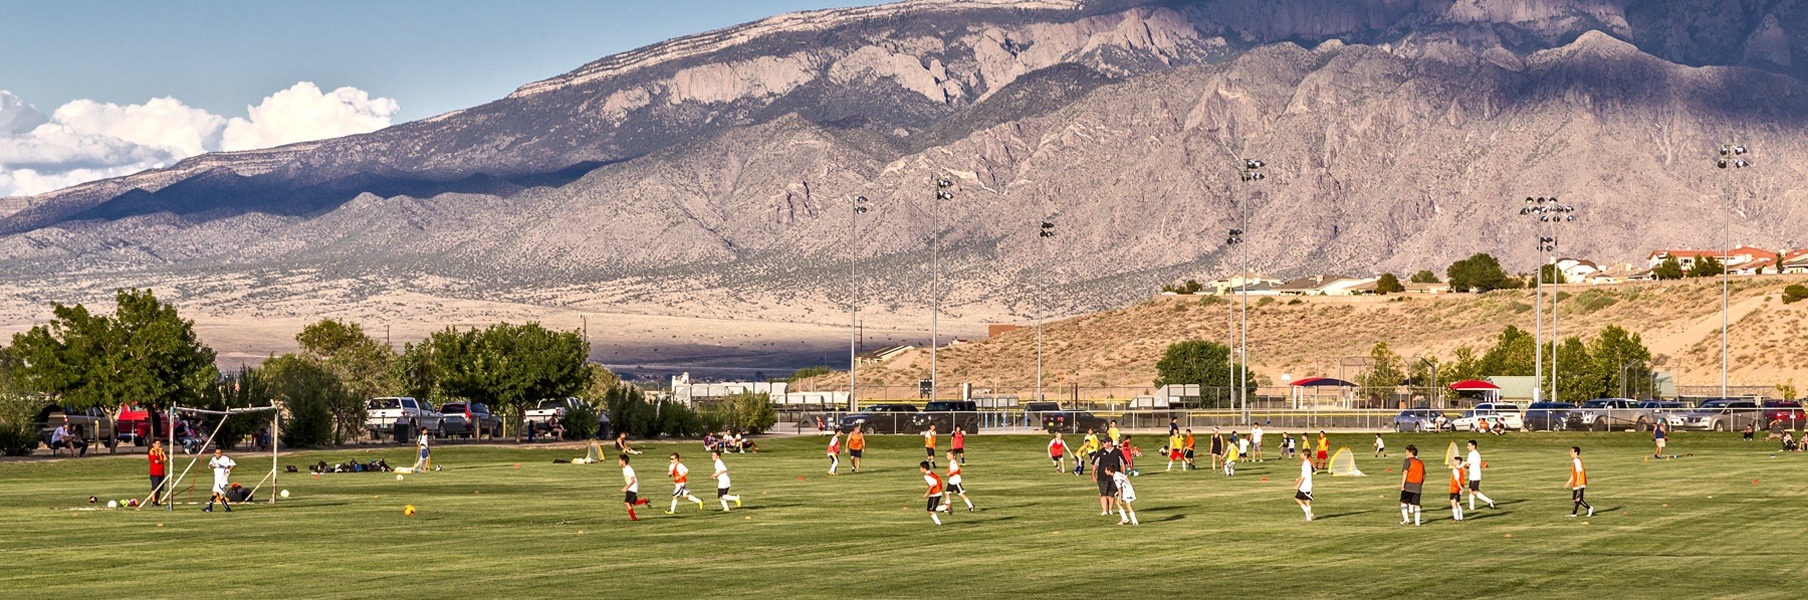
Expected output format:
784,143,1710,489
1,432,1803,598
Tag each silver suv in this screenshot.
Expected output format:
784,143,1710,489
1566,398,1638,431
1667,399,1762,432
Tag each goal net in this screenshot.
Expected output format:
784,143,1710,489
573,440,604,464
154,405,280,510
1328,447,1364,476
1444,441,1460,468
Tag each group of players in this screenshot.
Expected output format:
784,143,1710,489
616,449,744,521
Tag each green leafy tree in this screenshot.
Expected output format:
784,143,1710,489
1479,326,1536,377
1375,273,1405,295
786,366,834,383
430,323,589,439
1409,270,1441,284
1651,256,1684,280
1153,340,1255,408
9,289,217,440
1549,337,1595,403
602,383,657,438
1446,253,1516,292
0,345,47,456
263,354,345,447
1539,263,1567,284
201,365,274,450
394,341,439,400
1688,255,1724,278
728,392,778,435
1444,346,1483,384
1587,325,1653,399
1783,284,1808,305
1776,379,1799,402
295,319,396,441
1407,355,1442,405
1359,342,1406,403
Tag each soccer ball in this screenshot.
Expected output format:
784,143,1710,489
107,500,118,508
403,504,417,517
127,498,139,508
396,474,405,481
279,489,290,498
87,496,97,504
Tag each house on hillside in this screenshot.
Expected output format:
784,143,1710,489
1275,275,1377,296
1555,258,1600,282
1208,272,1282,294
858,345,914,365
1646,247,1777,272
1585,263,1639,285
1780,250,1808,274
1348,279,1449,295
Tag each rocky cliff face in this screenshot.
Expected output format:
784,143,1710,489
1,0,1805,324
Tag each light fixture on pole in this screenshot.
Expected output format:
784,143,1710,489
1225,225,1243,411
1235,157,1264,426
1715,143,1752,399
848,194,868,412
1036,218,1056,404
930,175,955,402
1518,196,1573,402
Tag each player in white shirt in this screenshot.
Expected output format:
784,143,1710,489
1294,454,1314,521
411,428,432,472
666,453,705,514
1251,425,1265,462
945,450,975,512
1374,433,1387,458
205,448,236,513
1110,466,1138,525
1465,439,1496,510
710,450,742,511
619,454,650,521
1237,433,1251,464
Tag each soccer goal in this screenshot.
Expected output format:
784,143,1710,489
151,405,280,511
572,440,604,464
1444,441,1460,468
1328,447,1364,476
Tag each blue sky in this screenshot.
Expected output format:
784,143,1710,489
1,0,877,122
0,0,880,197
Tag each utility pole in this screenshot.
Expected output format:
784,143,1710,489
1037,218,1056,404
1716,143,1751,399
849,194,869,412
931,175,955,403
1234,157,1265,426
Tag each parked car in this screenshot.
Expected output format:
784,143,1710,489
839,404,920,434
1629,400,1689,431
438,402,503,438
524,397,596,433
36,404,117,452
1524,402,1578,431
115,403,167,446
365,397,445,439
1450,410,1507,432
1566,398,1640,431
1042,410,1109,434
1473,402,1525,430
925,401,977,412
1761,400,1806,430
1667,398,1762,432
1392,408,1451,432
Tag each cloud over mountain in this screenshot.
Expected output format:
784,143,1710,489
0,83,398,197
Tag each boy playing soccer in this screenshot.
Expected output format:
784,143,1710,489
848,428,866,472
205,448,236,513
1109,466,1139,525
1223,432,1239,477
1567,446,1593,518
826,431,843,475
1294,452,1314,521
1465,440,1496,510
920,460,949,525
1399,445,1425,526
666,453,705,514
951,428,966,465
1237,431,1251,464
1315,431,1330,471
945,450,975,511
620,454,651,520
1374,433,1388,458
1166,430,1184,472
1076,428,1100,475
1449,456,1466,522
923,425,938,469
1183,429,1197,470
1048,432,1070,473
1251,424,1265,462
710,450,742,511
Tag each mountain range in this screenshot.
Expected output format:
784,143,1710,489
2,0,1806,367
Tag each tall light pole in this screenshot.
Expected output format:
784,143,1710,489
1544,201,1576,404
1235,158,1264,425
930,175,955,402
1716,143,1752,399
848,194,869,411
1036,218,1056,403
1519,196,1571,402
1225,226,1243,412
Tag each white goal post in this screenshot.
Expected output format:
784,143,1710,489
153,405,280,511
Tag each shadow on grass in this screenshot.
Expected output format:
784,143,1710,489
1154,513,1186,522
1312,510,1375,520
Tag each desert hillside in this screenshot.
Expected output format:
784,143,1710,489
820,276,1808,399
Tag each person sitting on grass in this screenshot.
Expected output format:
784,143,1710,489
1742,423,1755,441
615,432,642,455
1782,431,1797,452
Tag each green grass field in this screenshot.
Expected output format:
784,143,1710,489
2,431,1804,598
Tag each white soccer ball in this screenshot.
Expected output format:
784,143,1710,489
396,474,405,481
106,500,118,508
279,489,290,498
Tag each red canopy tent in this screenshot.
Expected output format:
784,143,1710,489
1447,379,1501,402
1289,377,1357,409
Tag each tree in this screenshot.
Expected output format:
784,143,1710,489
1587,325,1653,399
203,365,274,450
1407,355,1442,405
9,289,217,440
1688,255,1724,278
786,366,833,382
430,322,589,438
263,354,345,447
1409,270,1441,284
1446,253,1516,292
393,341,439,400
1444,346,1483,385
1651,256,1684,280
1153,340,1255,408
1478,326,1536,377
295,319,396,442
1784,284,1808,304
0,344,46,456
1359,342,1406,403
1777,379,1799,402
1375,273,1405,295
1550,337,1595,403
1539,263,1567,284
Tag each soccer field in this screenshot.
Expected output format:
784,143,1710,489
2,431,1803,598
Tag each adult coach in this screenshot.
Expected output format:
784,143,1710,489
1398,445,1425,526
1465,440,1496,510
1092,439,1125,516
148,440,168,506
1653,420,1668,459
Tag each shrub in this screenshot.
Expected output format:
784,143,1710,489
562,401,600,440
1783,284,1808,305
728,392,778,435
280,396,334,448
0,422,37,456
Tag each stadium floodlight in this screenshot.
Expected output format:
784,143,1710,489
1035,217,1056,404
927,174,956,402
1231,157,1265,426
1518,195,1578,403
1713,142,1754,399
848,195,869,411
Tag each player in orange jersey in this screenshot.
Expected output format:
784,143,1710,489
1567,446,1593,518
666,453,705,514
920,460,949,525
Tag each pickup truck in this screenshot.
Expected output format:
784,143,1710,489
1566,398,1639,431
365,397,445,439
115,403,167,446
524,397,585,432
36,405,117,452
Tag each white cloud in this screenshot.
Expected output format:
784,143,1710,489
0,83,398,198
